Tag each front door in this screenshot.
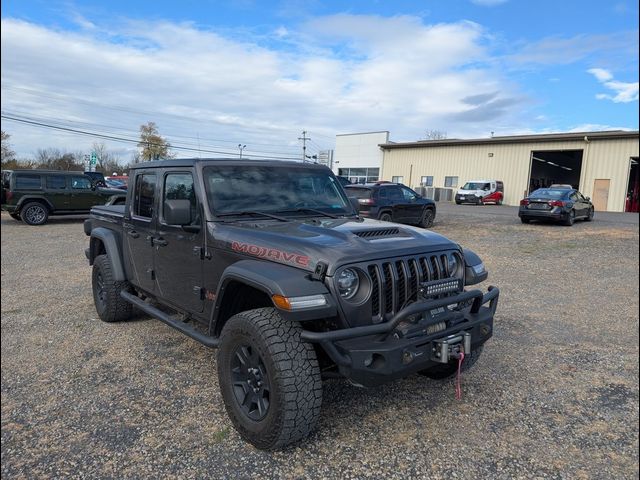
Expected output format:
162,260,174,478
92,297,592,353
400,186,424,223
124,171,158,294
69,175,104,210
592,179,610,211
154,171,205,313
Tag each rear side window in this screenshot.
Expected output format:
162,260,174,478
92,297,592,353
46,175,67,189
15,174,42,190
133,174,156,218
345,187,371,199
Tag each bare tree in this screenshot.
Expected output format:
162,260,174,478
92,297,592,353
137,122,173,161
424,129,447,140
1,131,18,169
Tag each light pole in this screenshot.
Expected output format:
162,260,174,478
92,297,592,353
238,144,246,159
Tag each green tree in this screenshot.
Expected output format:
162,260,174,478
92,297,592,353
137,122,173,162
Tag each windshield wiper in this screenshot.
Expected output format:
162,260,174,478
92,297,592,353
275,208,340,219
215,211,289,222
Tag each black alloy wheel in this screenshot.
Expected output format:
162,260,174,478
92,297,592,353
419,208,435,228
585,207,594,222
379,212,392,222
230,344,271,421
563,209,576,226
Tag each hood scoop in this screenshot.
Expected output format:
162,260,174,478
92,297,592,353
353,227,403,239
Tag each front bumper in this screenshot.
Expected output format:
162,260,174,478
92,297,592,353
455,194,479,203
301,286,499,386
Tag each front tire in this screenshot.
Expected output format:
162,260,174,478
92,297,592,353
92,255,133,322
419,208,435,228
20,202,49,225
218,308,322,450
418,345,484,380
585,207,594,222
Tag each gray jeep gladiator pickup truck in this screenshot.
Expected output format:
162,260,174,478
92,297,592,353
84,158,499,450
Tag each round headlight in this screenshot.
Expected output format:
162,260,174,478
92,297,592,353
337,268,359,299
448,253,461,278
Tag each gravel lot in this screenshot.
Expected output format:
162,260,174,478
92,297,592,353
2,205,638,479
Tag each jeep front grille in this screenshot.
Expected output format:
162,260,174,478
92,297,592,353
367,253,462,323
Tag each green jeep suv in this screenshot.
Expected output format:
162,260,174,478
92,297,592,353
1,170,127,225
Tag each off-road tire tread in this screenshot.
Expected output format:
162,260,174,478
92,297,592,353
218,308,322,450
92,254,133,323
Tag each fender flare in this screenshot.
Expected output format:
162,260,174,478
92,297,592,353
16,196,55,212
212,259,336,325
89,227,126,281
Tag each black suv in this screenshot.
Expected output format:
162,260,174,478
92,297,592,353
345,182,436,228
1,169,127,225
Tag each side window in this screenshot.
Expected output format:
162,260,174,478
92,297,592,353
71,176,92,189
387,186,404,201
163,173,198,224
401,186,417,200
444,176,458,188
15,174,42,190
46,175,67,189
133,174,157,219
378,188,388,199
569,192,578,202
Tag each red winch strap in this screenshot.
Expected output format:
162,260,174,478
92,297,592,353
455,351,465,400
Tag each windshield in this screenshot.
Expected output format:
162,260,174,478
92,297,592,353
530,189,570,198
462,182,490,190
203,165,352,216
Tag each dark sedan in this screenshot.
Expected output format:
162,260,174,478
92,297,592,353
519,188,594,226
345,182,436,228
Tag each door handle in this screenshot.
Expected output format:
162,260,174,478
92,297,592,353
153,238,168,247
127,230,140,239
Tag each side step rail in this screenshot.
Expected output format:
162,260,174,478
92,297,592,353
120,291,219,349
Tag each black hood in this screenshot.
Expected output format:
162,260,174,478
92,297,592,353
210,217,457,275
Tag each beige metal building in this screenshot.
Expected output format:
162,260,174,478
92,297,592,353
379,130,639,212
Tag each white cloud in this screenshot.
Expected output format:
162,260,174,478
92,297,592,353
1,15,526,159
588,68,639,103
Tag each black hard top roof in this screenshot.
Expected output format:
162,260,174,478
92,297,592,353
128,158,329,170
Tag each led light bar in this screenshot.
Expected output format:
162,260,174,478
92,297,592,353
422,279,462,297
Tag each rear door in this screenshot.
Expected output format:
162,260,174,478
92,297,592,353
45,174,70,210
154,170,205,313
123,171,158,294
386,186,406,221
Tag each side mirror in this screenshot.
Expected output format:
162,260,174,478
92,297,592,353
348,196,360,214
164,199,192,225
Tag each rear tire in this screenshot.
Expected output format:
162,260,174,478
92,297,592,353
92,254,133,322
218,308,322,450
418,345,484,380
419,208,435,228
20,202,49,225
379,212,392,222
497,198,503,206
562,209,575,226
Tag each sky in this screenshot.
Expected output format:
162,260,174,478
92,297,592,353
1,0,638,163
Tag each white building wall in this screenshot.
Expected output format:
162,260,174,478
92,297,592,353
333,131,389,176
381,137,639,212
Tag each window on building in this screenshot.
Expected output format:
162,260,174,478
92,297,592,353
392,176,404,184
420,176,433,186
133,174,156,218
444,176,458,188
337,167,379,184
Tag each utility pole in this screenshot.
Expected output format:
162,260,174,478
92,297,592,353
298,130,310,162
238,144,246,159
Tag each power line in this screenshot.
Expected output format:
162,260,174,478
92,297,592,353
1,114,303,161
